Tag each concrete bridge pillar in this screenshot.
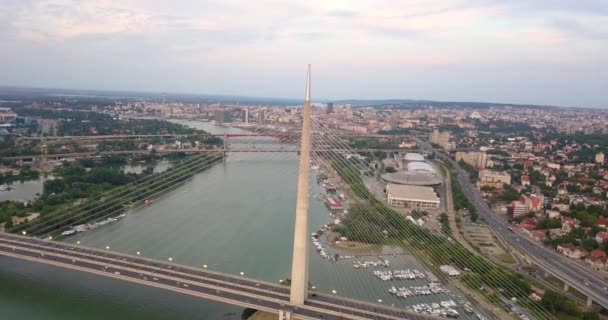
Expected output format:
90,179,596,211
289,65,312,306
587,296,593,308
564,283,569,292
278,310,291,320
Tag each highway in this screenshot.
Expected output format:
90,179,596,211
444,156,608,308
0,233,435,320
413,137,608,309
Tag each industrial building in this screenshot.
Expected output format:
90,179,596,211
386,184,440,210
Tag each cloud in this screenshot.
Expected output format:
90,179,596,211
327,10,359,18
550,18,608,40
0,0,606,107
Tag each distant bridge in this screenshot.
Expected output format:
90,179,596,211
0,148,432,161
17,133,292,141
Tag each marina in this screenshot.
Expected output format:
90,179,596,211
60,214,128,237
373,269,427,281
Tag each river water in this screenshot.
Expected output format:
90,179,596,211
0,120,484,320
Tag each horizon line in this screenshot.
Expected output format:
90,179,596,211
0,84,605,110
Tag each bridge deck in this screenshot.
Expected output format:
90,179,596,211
0,233,434,320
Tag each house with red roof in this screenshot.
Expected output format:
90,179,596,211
561,217,580,233
596,232,608,244
530,230,547,242
598,216,607,229
520,218,538,230
585,250,608,270
557,243,588,259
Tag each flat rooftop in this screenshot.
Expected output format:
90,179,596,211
386,184,439,202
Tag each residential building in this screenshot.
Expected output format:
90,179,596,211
455,151,488,169
597,152,605,165
561,217,580,233
386,184,440,210
0,108,17,123
257,109,266,124
241,109,249,123
557,243,587,259
596,231,608,244
520,194,544,212
521,175,530,187
430,130,452,150
507,201,526,218
214,110,232,123
586,250,608,270
478,170,511,189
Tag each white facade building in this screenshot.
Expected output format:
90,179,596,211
386,184,440,210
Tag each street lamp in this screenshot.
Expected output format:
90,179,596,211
279,279,284,283
331,289,337,294
377,299,383,303
203,264,208,269
76,241,80,245
105,246,110,250
22,231,27,235
240,272,245,276
168,257,173,261
136,251,141,255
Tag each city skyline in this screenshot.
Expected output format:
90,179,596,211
1,0,607,108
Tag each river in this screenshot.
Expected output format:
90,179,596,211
0,120,484,319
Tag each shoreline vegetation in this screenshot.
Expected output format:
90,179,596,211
6,153,223,236
0,117,226,236
325,156,573,318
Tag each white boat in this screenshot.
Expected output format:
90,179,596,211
61,230,76,236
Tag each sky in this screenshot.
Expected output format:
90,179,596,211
0,0,607,107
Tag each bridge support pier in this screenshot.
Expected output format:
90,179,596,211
587,296,593,308
223,133,227,163
289,65,312,306
564,283,569,292
278,310,291,320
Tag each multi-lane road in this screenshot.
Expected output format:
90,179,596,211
0,233,435,320
448,157,608,308
412,137,608,308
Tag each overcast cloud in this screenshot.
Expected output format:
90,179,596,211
0,0,606,107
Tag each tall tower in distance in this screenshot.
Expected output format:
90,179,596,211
290,65,312,305
241,109,249,124
326,102,334,114
257,108,266,125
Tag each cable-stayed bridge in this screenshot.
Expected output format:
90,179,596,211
2,66,607,320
